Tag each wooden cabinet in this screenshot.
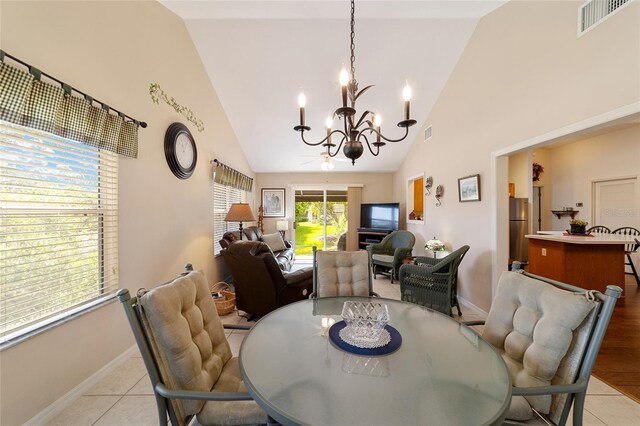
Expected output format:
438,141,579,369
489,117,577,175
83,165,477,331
357,228,392,250
527,238,625,295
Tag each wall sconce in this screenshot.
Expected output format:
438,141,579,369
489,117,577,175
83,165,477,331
276,219,289,239
425,176,433,195
224,203,256,240
435,185,444,207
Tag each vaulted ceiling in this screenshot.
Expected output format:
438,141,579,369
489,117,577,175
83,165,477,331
161,1,505,172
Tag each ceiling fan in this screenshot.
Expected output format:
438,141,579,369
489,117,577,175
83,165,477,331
300,152,350,170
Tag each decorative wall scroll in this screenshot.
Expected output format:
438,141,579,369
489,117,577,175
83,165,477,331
149,83,204,132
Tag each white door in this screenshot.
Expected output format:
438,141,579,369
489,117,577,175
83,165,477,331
593,178,639,230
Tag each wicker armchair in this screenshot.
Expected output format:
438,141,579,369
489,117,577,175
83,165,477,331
398,245,470,316
366,230,415,283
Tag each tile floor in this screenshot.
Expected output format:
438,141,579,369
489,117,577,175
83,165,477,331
47,275,640,425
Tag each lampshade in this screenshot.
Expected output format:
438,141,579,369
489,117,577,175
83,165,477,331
276,220,289,231
224,203,256,222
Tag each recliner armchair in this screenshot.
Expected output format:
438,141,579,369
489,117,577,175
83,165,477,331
221,241,312,318
367,230,415,283
220,225,295,271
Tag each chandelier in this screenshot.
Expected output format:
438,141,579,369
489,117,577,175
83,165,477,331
294,0,417,165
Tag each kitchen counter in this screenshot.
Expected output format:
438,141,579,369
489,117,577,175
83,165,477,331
525,234,632,295
527,233,637,244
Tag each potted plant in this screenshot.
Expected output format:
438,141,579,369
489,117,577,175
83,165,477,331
425,238,446,258
569,219,588,235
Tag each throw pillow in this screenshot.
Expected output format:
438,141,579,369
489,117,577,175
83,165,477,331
262,232,286,252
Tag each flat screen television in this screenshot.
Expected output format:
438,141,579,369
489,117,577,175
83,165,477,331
360,203,400,230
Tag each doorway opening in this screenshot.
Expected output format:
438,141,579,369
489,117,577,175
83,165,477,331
293,189,348,258
493,105,640,400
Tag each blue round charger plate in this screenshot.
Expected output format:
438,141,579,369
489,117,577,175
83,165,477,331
328,321,402,356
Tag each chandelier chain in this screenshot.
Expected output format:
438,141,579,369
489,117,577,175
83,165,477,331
349,0,356,84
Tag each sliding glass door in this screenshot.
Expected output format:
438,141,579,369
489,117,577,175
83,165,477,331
294,189,348,257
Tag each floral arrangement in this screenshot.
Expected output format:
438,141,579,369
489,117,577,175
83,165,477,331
570,219,588,226
425,238,445,252
532,162,544,182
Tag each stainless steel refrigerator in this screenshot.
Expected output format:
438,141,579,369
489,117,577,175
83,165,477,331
509,198,529,263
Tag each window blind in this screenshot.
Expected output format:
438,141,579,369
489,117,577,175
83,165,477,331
213,182,244,255
0,120,118,343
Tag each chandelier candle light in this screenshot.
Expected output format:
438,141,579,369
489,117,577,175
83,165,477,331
294,0,417,165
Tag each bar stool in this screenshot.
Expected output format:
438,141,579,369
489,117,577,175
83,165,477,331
612,227,640,286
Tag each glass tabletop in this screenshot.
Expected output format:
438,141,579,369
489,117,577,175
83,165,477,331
239,297,511,426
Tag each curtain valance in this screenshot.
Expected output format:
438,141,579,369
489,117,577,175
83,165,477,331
0,52,140,158
213,159,253,192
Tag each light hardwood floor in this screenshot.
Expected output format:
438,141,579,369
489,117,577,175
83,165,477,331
46,275,640,425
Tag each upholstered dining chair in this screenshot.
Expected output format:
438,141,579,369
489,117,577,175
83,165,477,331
366,230,415,283
465,268,621,425
611,226,640,286
117,265,272,426
398,245,469,316
310,246,377,298
586,225,611,234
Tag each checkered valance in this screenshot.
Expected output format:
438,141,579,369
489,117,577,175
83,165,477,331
0,57,139,158
213,160,253,192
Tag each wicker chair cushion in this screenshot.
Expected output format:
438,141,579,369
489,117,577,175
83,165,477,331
316,250,370,297
483,271,594,420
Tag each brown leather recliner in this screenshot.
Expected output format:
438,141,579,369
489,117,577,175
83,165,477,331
221,241,312,318
219,225,295,271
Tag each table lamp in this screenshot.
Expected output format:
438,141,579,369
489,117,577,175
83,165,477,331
225,203,256,240
276,220,289,239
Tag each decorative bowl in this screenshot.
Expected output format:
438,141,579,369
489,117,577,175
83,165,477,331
341,301,389,344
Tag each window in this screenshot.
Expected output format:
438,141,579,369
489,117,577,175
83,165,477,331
213,182,245,255
0,121,118,345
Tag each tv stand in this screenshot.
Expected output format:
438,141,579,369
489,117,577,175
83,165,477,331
357,228,393,250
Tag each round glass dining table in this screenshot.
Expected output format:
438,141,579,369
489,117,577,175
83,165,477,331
239,297,512,426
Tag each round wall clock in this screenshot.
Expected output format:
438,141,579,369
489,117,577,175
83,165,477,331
164,122,197,179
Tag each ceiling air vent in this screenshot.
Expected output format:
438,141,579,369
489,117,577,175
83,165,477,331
579,0,630,35
424,125,432,142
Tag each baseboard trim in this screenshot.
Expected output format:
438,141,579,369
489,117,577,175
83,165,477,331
458,295,488,317
24,345,138,426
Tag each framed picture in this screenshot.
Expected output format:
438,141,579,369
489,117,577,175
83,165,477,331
262,188,286,217
458,174,481,202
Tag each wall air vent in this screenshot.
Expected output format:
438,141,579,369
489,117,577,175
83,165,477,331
424,125,432,142
579,0,630,35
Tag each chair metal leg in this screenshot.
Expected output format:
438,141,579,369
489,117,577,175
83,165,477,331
572,392,586,426
626,253,640,286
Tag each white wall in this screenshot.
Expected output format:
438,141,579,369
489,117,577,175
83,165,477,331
392,0,639,311
0,1,253,424
548,124,640,231
508,151,531,199
532,147,553,232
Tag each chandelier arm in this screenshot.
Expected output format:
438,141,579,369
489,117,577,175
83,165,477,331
361,134,381,157
326,134,348,158
358,126,410,143
300,130,332,147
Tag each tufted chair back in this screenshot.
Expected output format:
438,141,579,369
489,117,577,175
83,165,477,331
118,268,267,425
312,248,373,298
137,270,231,420
484,271,596,423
